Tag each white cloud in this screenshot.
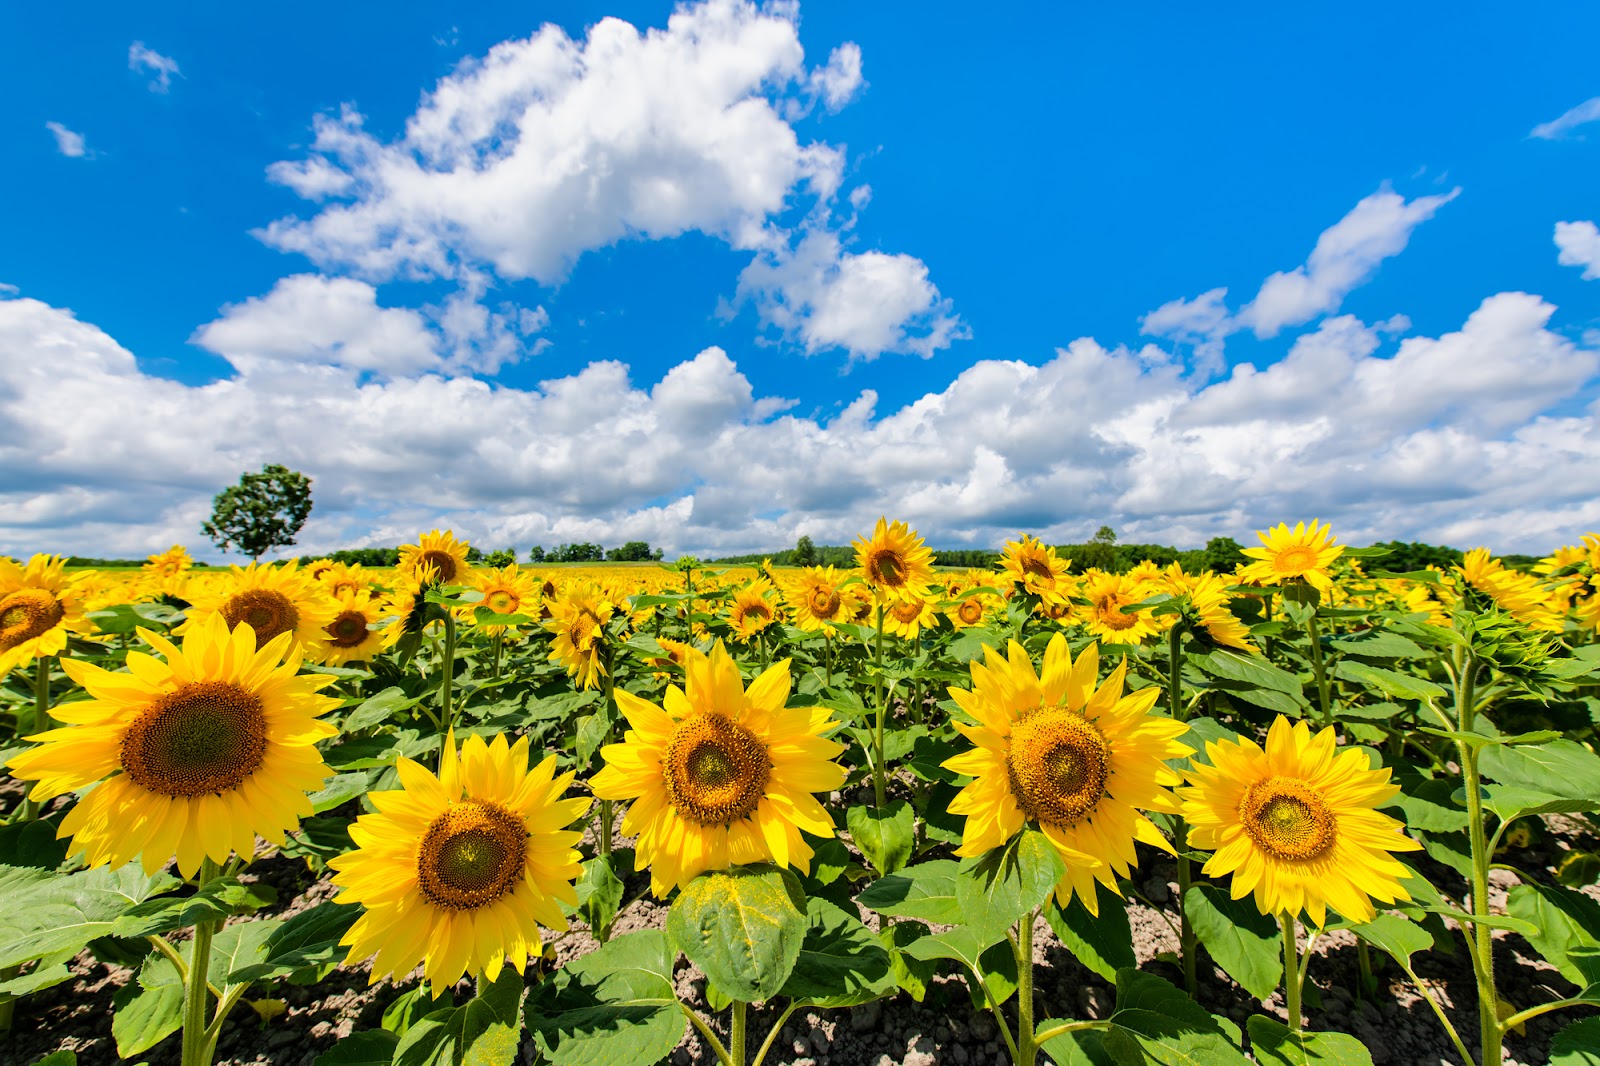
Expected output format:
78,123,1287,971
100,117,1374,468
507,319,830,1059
3,288,1595,561
45,122,88,158
1555,220,1600,280
1530,97,1600,140
129,42,180,92
810,43,864,111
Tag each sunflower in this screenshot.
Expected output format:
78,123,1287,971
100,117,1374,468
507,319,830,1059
853,517,935,602
590,641,846,895
1395,572,1454,627
1457,548,1563,632
1239,520,1344,594
1186,573,1258,653
778,565,850,634
545,583,613,690
0,554,94,676
1077,571,1164,645
139,545,195,600
321,590,395,666
7,613,338,876
181,561,336,661
999,535,1072,607
382,567,435,639
399,529,471,587
941,636,1191,912
468,564,540,633
727,579,779,642
946,570,1000,630
1178,717,1421,926
883,593,937,639
331,733,589,992
318,561,374,600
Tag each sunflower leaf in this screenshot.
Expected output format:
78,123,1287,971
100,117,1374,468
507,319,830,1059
313,1030,403,1066
666,864,806,1003
778,898,893,1007
1247,1015,1375,1065
1550,1017,1600,1065
1047,881,1136,983
1183,884,1281,1000
955,827,1066,944
857,859,964,924
847,800,914,877
1098,968,1251,1065
525,930,683,1066
0,863,180,969
1350,912,1432,970
394,966,522,1066
1333,660,1446,701
1507,881,1600,987
111,952,185,1058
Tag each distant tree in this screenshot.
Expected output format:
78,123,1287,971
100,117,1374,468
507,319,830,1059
528,546,546,563
483,548,516,568
793,535,818,567
1076,525,1116,571
652,547,664,560
553,542,605,562
466,546,484,563
1202,536,1247,574
201,464,313,560
607,541,655,562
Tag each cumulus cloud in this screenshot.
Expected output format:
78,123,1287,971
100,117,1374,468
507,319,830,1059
1555,220,1600,280
129,42,180,92
3,288,1595,560
45,122,88,158
1530,97,1600,140
809,43,864,111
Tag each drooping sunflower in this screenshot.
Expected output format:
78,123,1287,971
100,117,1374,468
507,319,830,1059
544,583,614,690
1186,572,1258,653
321,589,395,666
1457,548,1563,632
853,517,935,603
468,563,540,633
591,641,846,895
941,636,1191,912
7,613,338,876
1077,571,1164,645
727,579,779,642
778,565,850,634
999,534,1072,607
1239,520,1344,594
883,593,937,639
0,554,94,676
331,733,589,992
181,561,336,661
139,545,195,601
398,529,471,586
1178,716,1421,926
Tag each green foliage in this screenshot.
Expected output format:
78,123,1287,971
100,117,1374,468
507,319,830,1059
393,967,523,1066
1183,884,1282,1000
1046,881,1136,982
666,864,807,1003
524,931,683,1066
202,462,314,559
606,541,658,562
847,799,915,876
1247,1015,1375,1065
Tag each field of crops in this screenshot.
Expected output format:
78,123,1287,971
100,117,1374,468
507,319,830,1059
2,521,1599,1066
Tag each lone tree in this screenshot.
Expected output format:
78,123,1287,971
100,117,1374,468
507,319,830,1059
202,464,314,560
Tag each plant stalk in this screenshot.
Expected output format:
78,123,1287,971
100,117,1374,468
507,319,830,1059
1017,909,1039,1066
20,658,50,821
731,999,747,1066
1167,626,1198,995
599,653,617,859
1304,611,1333,726
1454,646,1502,1065
873,601,887,809
180,858,221,1066
437,614,457,770
1281,912,1302,1033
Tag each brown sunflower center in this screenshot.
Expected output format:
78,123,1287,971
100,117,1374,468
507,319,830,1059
808,586,842,618
326,611,369,647
1095,595,1138,630
1274,547,1316,574
416,550,459,584
957,598,985,625
741,601,772,623
868,549,906,588
487,590,516,612
662,713,772,826
0,588,65,651
416,801,527,910
890,598,925,623
120,681,268,797
220,589,298,648
1239,776,1337,861
1006,707,1110,826
567,609,601,647
1021,556,1055,583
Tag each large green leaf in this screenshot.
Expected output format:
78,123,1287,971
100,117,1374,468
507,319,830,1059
1333,660,1445,701
0,863,179,968
955,826,1066,944
109,877,275,938
343,686,426,732
1481,741,1600,812
1035,1021,1115,1066
525,930,683,1066
393,967,523,1066
846,800,915,876
1388,776,1468,834
1191,649,1307,699
309,773,372,814
1350,913,1432,970
575,855,625,939
666,864,805,1003
1046,881,1136,983
110,952,185,1058
1551,1017,1600,1065
1247,1015,1374,1065
227,901,361,983
1097,968,1250,1065
1327,631,1426,660
857,860,963,924
778,898,893,1007
1507,881,1600,987
207,918,283,987
314,1030,403,1065
879,922,938,1002
1183,884,1281,1000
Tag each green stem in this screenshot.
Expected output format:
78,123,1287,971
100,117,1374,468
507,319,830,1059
730,999,747,1066
438,614,457,768
680,1004,734,1066
1017,910,1038,1066
1356,939,1374,998
180,858,221,1066
1400,960,1475,1065
873,602,887,809
492,630,503,681
749,1000,803,1066
1500,997,1592,1033
970,958,1022,1065
21,658,50,822
823,631,831,689
599,647,617,859
1455,647,1501,1066
1305,612,1333,726
1031,1020,1105,1045
1281,912,1302,1033
1167,626,1198,996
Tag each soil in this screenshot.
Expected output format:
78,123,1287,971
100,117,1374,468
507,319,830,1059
4,792,1599,1065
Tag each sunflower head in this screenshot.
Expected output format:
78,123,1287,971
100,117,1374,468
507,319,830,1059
321,589,395,666
882,593,936,639
779,565,849,633
468,563,539,632
0,554,93,675
727,579,779,641
1239,520,1343,594
544,583,614,689
398,529,471,587
1077,572,1164,645
1181,573,1258,653
999,534,1071,604
180,561,337,661
853,517,935,602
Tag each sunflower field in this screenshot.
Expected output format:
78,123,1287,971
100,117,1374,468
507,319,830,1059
2,522,1599,1066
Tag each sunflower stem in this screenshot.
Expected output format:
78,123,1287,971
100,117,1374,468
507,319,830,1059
492,630,503,681
1167,626,1198,996
181,858,221,1066
750,999,802,1066
730,999,747,1066
873,601,887,809
437,614,457,772
1280,911,1302,1033
1304,612,1333,727
1016,909,1039,1066
20,658,50,821
599,651,617,859
1454,644,1502,1065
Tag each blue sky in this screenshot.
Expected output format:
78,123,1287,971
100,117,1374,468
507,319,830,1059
4,0,1599,559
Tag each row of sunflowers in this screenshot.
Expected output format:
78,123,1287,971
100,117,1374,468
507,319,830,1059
2,520,1599,1066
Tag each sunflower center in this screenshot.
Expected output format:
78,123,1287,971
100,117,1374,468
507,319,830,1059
416,801,527,910
1274,547,1316,574
418,550,459,583
331,579,361,598
870,550,906,588
487,590,515,612
663,713,772,826
1006,707,1110,826
0,589,65,651
221,589,298,648
744,602,772,622
808,586,842,618
1095,595,1138,631
120,682,268,797
326,611,369,647
958,599,984,625
890,599,925,623
1021,557,1055,584
1239,776,1337,861
568,609,601,647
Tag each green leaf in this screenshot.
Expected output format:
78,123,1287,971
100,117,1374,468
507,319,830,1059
109,877,275,938
314,1030,402,1066
857,860,963,924
575,856,624,940
208,918,283,986
778,898,893,1007
1046,881,1136,983
1035,1022,1115,1066
111,953,184,1057
1333,660,1446,701
1482,741,1600,813
1327,631,1426,659
227,901,361,983
1389,775,1468,834
525,930,683,1066
846,800,915,876
1551,1016,1600,1065
1350,913,1432,970
808,837,850,886
0,863,180,969
902,923,1007,969
343,687,425,732
1183,884,1282,1000
309,773,371,813
1191,649,1307,698
393,967,523,1066
0,816,71,869
1172,717,1240,770
29,1053,78,1066
955,826,1066,944
1099,968,1251,1066
0,951,74,997
383,986,434,1038
1507,881,1600,987
879,923,938,1002
1247,1015,1374,1065
666,864,806,1003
